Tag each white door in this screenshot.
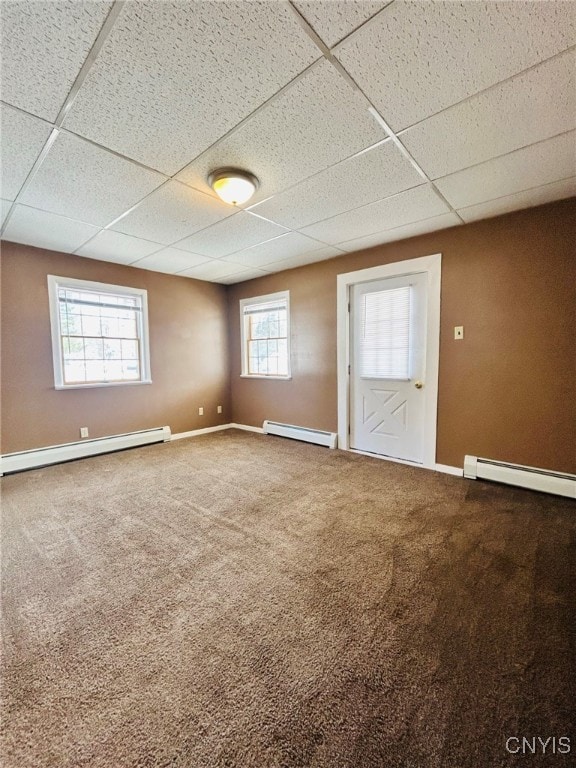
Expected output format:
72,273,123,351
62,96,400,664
350,272,428,463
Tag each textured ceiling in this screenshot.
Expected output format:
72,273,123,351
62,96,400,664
1,0,575,285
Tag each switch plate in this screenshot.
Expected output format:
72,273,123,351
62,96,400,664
217,405,222,414
198,407,204,416
454,326,464,340
80,426,89,438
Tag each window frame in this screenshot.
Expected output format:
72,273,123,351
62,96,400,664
239,291,291,380
47,275,152,390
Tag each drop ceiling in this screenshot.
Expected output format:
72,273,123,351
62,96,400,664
1,0,574,285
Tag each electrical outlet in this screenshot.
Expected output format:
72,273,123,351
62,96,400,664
217,405,222,414
80,426,89,439
454,326,464,340
198,407,204,416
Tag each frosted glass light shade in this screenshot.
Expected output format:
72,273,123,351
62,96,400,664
208,169,259,205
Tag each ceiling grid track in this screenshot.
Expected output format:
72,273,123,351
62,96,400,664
53,0,127,128
285,0,466,224
0,0,126,237
395,42,576,138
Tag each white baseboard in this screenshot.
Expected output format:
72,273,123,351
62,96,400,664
171,423,265,441
434,463,464,477
348,449,464,477
229,423,265,434
171,424,231,440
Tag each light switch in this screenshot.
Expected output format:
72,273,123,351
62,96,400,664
454,326,464,340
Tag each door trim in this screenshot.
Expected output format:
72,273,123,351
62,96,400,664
337,253,441,468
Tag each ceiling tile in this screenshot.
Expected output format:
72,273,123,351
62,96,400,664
457,178,576,223
293,1,391,48
218,268,270,285
75,230,163,263
1,199,13,228
63,0,320,174
21,132,166,227
1,106,53,201
335,1,575,131
3,205,99,252
401,51,576,180
251,141,423,230
262,247,346,274
222,233,340,268
177,59,385,203
131,248,211,274
335,212,462,253
300,185,449,245
179,260,249,282
110,181,235,245
435,132,576,210
175,211,287,258
0,1,113,121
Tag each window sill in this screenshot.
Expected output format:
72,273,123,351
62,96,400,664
240,374,292,380
55,380,153,390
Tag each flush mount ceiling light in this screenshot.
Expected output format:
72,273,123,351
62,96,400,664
208,168,259,206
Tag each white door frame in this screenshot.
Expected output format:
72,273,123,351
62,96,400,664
337,253,442,468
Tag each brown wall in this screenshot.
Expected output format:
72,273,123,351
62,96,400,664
2,200,575,471
227,198,576,474
1,243,230,453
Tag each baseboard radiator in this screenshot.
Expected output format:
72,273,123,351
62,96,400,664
0,426,171,476
263,420,337,449
464,456,575,499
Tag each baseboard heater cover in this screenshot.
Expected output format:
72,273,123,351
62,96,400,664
263,420,337,449
464,455,575,499
0,426,171,475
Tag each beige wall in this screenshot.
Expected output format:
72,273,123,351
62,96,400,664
227,199,576,474
0,243,230,453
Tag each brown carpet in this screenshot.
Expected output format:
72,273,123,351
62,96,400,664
1,429,574,768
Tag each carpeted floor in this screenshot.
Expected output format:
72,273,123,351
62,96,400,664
1,429,574,768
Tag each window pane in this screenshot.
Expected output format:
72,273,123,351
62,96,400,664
122,361,140,380
277,339,288,375
267,339,278,375
104,339,122,359
121,339,138,359
119,318,137,338
84,338,104,360
64,361,86,383
64,338,85,360
85,361,106,381
81,315,101,337
101,316,120,337
103,360,123,380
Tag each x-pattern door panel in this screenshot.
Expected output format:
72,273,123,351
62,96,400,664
362,387,407,437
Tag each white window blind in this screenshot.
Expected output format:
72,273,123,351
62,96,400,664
360,286,412,379
241,293,290,377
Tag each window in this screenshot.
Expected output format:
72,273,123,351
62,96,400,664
47,275,151,389
240,291,290,378
359,285,411,380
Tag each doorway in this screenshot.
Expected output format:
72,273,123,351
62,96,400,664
337,254,441,468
